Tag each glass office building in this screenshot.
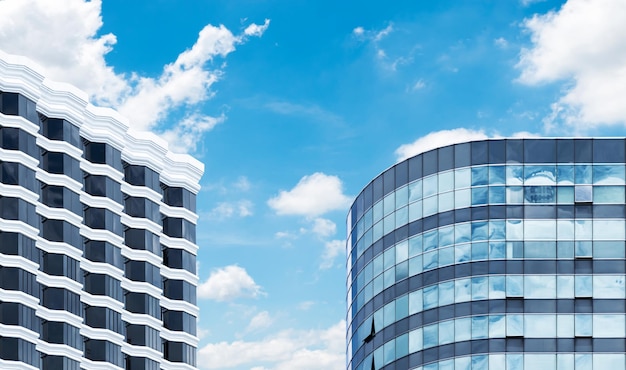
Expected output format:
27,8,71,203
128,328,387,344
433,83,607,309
347,138,626,370
0,52,202,369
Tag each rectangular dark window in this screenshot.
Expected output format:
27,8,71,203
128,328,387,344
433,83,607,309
125,164,160,191
163,247,196,274
85,305,123,333
125,260,161,287
84,240,123,269
125,228,160,255
125,292,160,318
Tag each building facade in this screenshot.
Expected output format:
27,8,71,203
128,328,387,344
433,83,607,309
0,52,202,369
347,138,626,370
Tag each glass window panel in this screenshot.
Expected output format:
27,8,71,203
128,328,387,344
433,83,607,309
396,240,408,263
396,185,408,208
490,354,506,370
472,166,488,186
423,175,437,197
575,275,592,297
489,241,506,259
557,165,574,185
594,241,625,258
383,301,396,327
506,275,523,297
593,275,625,298
575,185,593,202
593,315,625,338
373,275,384,296
455,168,471,189
455,317,471,342
395,206,408,227
409,290,423,315
489,276,506,299
525,165,556,185
593,165,625,185
471,187,488,206
408,328,423,353
575,314,592,337
383,192,395,216
525,354,555,370
395,333,409,359
455,278,472,303
373,201,383,223
423,230,437,251
423,324,438,349
557,220,575,240
409,236,422,257
506,220,524,240
423,285,438,309
557,315,574,337
507,186,524,204
490,315,506,338
490,165,505,185
593,186,625,203
575,354,591,370
575,165,592,184
408,255,422,276
396,294,409,320
438,191,454,212
439,281,454,306
507,166,523,185
455,223,471,244
438,171,454,193
507,315,524,337
557,355,575,370
489,186,506,204
423,196,438,217
383,268,395,289
383,340,395,365
525,186,556,203
438,226,454,247
373,254,384,276
471,221,488,241
557,186,574,204
472,355,488,369
524,314,556,338
373,346,383,369
525,275,556,298
384,248,395,270
575,220,592,240
593,354,625,369
455,243,471,263
455,188,471,208
472,277,488,300
383,213,395,235
507,241,524,258
557,276,574,298
439,359,454,370
439,320,455,345
593,219,625,240
456,357,471,370
472,242,488,261
408,201,422,222
439,247,454,267
524,242,556,258
558,241,574,258
409,180,422,203
575,241,592,257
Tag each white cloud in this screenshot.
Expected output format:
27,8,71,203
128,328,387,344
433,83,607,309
0,0,269,152
411,79,426,91
198,265,264,302
297,301,316,311
521,0,547,6
395,128,489,162
494,37,509,49
352,26,365,36
311,218,337,238
198,320,345,370
320,240,345,270
517,0,626,132
373,24,394,42
267,173,352,217
245,311,273,333
209,200,253,219
234,176,252,192
244,19,271,37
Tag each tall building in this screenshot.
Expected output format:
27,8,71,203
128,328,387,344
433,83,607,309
347,138,626,370
0,53,202,369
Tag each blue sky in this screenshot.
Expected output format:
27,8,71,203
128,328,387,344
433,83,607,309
3,0,626,368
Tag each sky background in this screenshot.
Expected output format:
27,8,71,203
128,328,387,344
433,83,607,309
2,0,626,369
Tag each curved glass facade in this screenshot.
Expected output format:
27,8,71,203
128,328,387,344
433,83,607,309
347,139,626,370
